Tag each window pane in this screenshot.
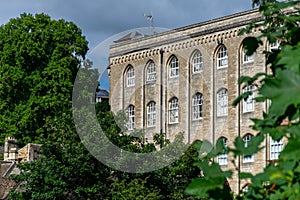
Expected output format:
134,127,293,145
270,137,283,160
217,46,228,68
127,105,135,130
170,57,179,77
192,93,203,120
127,67,135,87
193,51,203,73
243,134,254,163
217,89,228,116
243,85,254,113
147,62,156,82
169,98,179,123
147,102,156,127
217,137,228,165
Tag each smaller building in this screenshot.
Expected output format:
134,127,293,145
0,137,41,199
95,89,109,103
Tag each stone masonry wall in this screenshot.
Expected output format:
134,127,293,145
109,8,274,194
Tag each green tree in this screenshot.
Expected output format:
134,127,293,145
186,0,300,199
0,13,88,145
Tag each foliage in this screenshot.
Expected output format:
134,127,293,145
186,0,300,199
0,13,88,146
0,12,204,200
108,178,163,200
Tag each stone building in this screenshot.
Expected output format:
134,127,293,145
108,8,284,193
0,137,41,199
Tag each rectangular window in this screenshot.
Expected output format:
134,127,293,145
243,134,254,163
217,138,228,165
243,85,254,113
147,102,156,127
270,137,283,160
217,89,228,116
169,98,179,124
146,62,156,82
243,50,254,63
170,57,179,77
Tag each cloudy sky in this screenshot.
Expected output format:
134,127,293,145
0,0,253,89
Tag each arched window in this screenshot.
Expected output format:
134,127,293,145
126,66,135,87
243,48,254,63
147,101,156,127
270,137,283,160
169,56,179,77
169,97,179,124
146,61,156,82
243,134,254,163
217,137,228,165
217,45,228,68
192,93,203,120
192,51,203,73
217,88,228,116
126,105,135,130
243,85,255,113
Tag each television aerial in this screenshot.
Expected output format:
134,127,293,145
144,12,154,28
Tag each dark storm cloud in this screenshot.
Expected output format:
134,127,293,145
0,0,252,49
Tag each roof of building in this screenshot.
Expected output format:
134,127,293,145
96,89,109,98
114,31,150,43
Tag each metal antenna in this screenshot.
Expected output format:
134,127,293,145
144,12,153,28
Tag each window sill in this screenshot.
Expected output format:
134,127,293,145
243,110,254,114
217,66,228,70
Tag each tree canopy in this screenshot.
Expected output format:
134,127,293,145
0,13,88,145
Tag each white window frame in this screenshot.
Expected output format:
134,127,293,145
243,85,255,113
270,40,280,51
126,67,135,87
217,137,228,165
243,49,254,64
270,137,283,160
146,62,156,82
127,105,135,131
147,102,156,127
192,93,203,120
192,51,203,74
243,134,254,163
217,46,228,69
169,98,179,124
169,56,179,77
217,88,228,116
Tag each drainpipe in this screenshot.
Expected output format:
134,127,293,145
160,49,164,147
187,58,191,144
237,46,241,192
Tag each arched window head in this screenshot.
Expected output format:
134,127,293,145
147,101,156,127
192,93,203,120
126,66,135,87
169,56,179,77
217,88,228,116
146,61,156,82
126,105,135,131
192,51,203,73
217,137,228,165
217,45,228,68
169,97,179,124
243,134,254,163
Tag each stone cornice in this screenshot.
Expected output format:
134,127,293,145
110,9,263,65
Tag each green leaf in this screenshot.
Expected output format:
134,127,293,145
260,69,300,120
277,43,300,73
